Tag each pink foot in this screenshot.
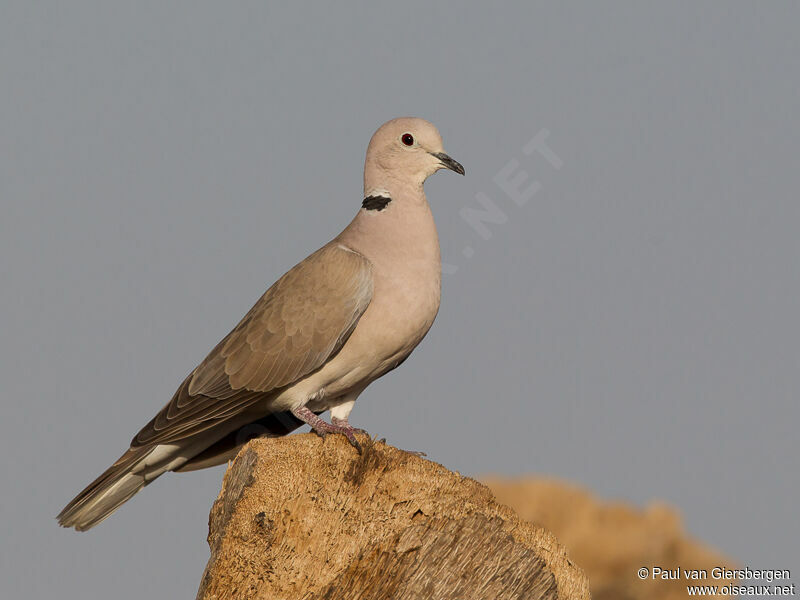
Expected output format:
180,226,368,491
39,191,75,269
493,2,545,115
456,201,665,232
291,406,366,453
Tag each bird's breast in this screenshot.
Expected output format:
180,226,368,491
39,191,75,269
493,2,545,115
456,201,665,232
301,239,440,400
368,257,441,357
280,197,443,403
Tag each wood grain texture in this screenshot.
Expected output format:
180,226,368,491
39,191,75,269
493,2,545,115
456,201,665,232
196,435,589,600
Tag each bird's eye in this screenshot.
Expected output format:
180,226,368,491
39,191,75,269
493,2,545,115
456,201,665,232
401,133,414,146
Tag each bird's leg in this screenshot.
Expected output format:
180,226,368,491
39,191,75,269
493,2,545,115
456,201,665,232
291,406,364,453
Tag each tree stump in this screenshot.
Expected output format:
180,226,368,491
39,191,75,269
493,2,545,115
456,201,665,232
196,434,589,600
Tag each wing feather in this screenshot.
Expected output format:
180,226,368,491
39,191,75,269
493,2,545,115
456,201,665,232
131,244,372,448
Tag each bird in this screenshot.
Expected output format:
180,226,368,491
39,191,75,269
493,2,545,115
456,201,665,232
57,117,464,531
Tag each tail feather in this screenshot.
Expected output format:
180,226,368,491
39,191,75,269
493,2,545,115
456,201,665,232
57,411,309,530
57,447,154,531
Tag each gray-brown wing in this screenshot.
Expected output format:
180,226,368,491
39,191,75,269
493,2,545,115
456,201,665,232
131,244,373,447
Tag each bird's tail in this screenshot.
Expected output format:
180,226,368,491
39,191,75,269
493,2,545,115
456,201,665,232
57,410,310,530
57,445,173,531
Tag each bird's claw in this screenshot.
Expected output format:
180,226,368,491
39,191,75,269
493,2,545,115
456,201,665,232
331,417,368,436
309,418,364,453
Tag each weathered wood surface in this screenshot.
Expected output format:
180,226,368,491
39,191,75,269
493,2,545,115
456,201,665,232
196,435,589,600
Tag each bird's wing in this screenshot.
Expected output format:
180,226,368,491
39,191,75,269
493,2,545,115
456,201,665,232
131,244,373,447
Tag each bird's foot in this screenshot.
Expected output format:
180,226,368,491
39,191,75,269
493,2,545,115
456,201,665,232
291,406,365,453
331,416,368,436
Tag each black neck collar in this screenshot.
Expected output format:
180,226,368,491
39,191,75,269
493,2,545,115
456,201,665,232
362,195,392,211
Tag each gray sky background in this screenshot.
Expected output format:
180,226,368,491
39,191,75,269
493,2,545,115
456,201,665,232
2,2,798,598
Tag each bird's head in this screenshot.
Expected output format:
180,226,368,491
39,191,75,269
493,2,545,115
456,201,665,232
364,117,464,195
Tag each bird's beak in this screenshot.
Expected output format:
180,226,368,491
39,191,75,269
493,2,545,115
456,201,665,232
431,152,465,176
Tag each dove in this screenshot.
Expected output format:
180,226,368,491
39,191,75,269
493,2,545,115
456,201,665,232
58,117,464,531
